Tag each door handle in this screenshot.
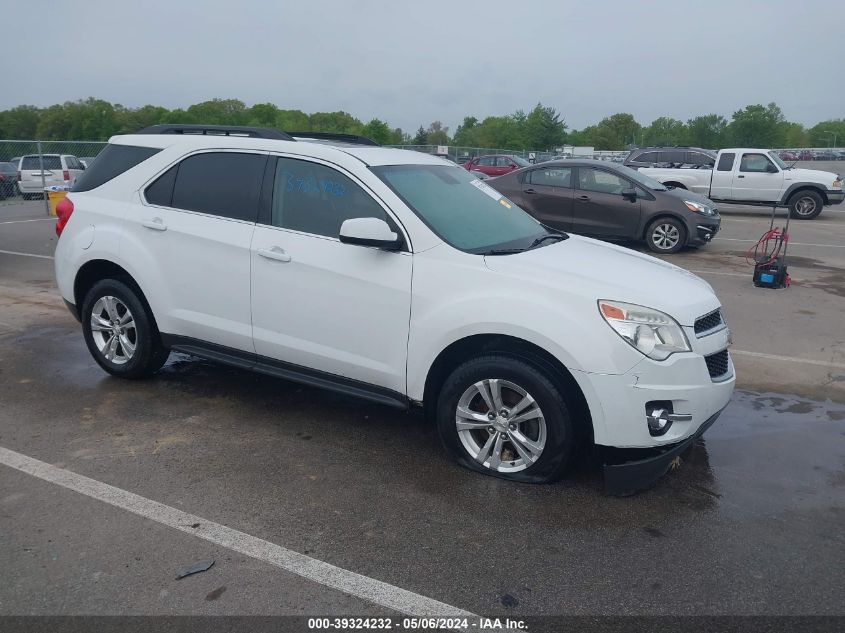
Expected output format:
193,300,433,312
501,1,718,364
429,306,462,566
258,247,291,263
141,217,167,231
737,175,745,178
523,188,537,194
576,195,590,201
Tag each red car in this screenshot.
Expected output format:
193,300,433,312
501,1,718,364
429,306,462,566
779,151,798,161
463,154,530,177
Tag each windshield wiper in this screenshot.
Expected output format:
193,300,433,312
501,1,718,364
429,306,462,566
484,248,527,256
529,233,568,250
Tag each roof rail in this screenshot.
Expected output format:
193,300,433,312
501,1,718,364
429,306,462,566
287,131,379,146
136,124,295,140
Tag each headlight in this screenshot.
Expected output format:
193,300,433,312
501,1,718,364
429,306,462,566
833,178,842,189
684,200,715,216
598,300,690,361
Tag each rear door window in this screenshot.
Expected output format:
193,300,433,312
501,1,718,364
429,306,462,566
717,153,735,171
528,167,572,187
170,152,266,222
659,150,686,163
634,151,658,164
73,145,161,192
577,168,628,195
688,151,715,167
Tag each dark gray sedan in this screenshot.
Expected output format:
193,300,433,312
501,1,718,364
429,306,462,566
488,159,721,253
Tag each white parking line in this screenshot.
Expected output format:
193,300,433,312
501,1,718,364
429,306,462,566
714,237,845,248
731,349,845,370
0,445,475,618
0,249,53,259
721,218,844,228
0,218,54,225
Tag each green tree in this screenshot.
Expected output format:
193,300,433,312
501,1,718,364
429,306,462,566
524,103,567,150
247,103,280,127
807,119,845,148
642,117,687,146
184,98,247,125
583,113,641,150
361,118,392,144
412,126,427,145
0,105,41,138
452,116,479,146
685,114,727,149
308,111,362,134
726,103,786,147
781,122,808,148
425,121,450,145
275,109,310,132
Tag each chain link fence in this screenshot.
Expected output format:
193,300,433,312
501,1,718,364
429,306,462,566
0,140,106,207
385,144,629,163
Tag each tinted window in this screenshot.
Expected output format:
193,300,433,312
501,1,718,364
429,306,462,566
73,145,161,192
496,157,514,167
658,150,686,164
171,152,265,221
21,155,61,170
688,152,715,166
634,151,658,164
717,153,735,171
477,156,496,166
740,153,774,173
374,165,545,253
528,167,572,187
144,165,178,207
577,168,628,195
270,157,387,237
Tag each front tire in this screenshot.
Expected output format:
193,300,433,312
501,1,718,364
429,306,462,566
81,279,169,378
646,217,686,254
788,190,823,219
435,355,575,483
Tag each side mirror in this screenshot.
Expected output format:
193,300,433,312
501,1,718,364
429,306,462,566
622,188,637,201
767,163,779,173
339,217,402,250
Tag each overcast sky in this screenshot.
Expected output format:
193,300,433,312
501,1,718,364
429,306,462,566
5,0,843,132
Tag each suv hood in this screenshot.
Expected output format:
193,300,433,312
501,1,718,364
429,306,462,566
787,167,841,183
483,235,718,326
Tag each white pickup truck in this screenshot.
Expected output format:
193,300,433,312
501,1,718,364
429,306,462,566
640,148,843,219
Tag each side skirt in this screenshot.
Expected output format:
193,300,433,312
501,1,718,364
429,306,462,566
160,334,409,410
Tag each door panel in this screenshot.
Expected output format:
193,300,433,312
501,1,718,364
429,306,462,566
521,167,575,230
731,153,784,201
571,167,641,238
250,155,412,394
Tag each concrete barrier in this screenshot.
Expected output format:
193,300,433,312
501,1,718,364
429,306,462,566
788,160,843,174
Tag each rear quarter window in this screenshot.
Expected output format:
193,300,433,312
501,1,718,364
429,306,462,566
717,153,735,171
72,145,161,192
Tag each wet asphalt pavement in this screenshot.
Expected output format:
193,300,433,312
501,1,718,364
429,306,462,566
1,201,844,617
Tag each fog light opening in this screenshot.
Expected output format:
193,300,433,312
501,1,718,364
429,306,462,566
646,401,674,437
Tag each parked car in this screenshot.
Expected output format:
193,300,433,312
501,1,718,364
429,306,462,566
625,147,716,170
53,124,734,490
488,160,720,254
463,154,530,177
640,148,843,219
798,150,814,161
0,161,18,199
79,156,100,168
834,150,845,161
17,154,86,198
778,151,798,161
812,150,837,161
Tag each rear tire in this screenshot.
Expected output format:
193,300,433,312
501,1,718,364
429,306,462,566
435,355,575,483
81,279,169,379
646,217,686,254
788,190,823,220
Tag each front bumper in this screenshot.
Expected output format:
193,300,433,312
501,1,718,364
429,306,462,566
603,407,724,495
690,220,720,245
826,190,844,204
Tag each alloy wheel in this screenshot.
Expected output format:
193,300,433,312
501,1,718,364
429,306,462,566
652,223,680,250
90,296,136,365
794,196,817,216
455,379,547,473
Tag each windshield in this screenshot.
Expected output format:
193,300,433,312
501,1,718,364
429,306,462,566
511,156,530,167
373,164,550,254
768,151,789,169
615,163,668,191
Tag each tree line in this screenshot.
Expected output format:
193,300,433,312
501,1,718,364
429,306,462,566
0,97,842,151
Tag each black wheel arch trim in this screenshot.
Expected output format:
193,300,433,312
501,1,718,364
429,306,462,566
780,182,829,205
160,334,409,410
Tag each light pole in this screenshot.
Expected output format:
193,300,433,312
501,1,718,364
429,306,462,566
823,130,837,149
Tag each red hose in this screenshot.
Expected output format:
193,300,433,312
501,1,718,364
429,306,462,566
746,227,789,267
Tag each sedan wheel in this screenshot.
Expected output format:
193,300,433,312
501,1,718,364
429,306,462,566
455,379,547,473
90,296,137,365
646,217,686,254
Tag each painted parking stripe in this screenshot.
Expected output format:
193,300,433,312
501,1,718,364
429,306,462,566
714,237,845,248
0,249,53,259
0,445,476,618
0,218,54,224
731,349,845,370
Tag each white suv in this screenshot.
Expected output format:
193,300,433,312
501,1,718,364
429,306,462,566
17,153,86,197
54,125,735,492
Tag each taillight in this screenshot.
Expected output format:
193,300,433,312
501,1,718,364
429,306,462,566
55,197,74,237
63,169,70,181
17,171,21,182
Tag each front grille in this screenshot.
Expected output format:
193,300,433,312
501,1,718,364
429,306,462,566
705,350,730,379
694,309,723,335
